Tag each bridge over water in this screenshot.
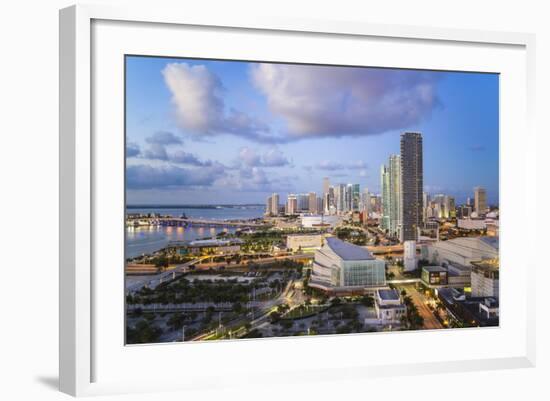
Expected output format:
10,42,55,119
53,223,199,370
156,217,270,228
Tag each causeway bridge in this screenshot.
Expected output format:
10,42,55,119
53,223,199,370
156,217,270,228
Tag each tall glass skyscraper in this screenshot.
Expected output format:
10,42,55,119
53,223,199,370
388,155,401,238
352,184,360,211
380,165,390,231
380,155,401,238
400,132,423,242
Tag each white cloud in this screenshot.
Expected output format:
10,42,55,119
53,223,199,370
162,63,271,141
145,131,183,145
126,164,223,190
315,160,368,170
126,142,140,157
251,63,441,139
238,147,290,167
143,143,168,161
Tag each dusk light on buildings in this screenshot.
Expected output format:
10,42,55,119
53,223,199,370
124,55,499,343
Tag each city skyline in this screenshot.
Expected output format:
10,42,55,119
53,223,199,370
126,56,499,205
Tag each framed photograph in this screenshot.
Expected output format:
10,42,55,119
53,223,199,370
60,4,536,397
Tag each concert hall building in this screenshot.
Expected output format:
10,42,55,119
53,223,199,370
309,237,386,295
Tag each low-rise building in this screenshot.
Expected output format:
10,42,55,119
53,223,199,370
457,218,486,230
486,220,499,236
171,238,243,256
421,266,448,287
374,289,406,324
301,214,342,228
479,297,499,320
436,288,499,327
286,234,324,252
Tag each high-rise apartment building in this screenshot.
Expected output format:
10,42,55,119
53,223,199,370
361,188,371,215
271,193,279,216
380,155,401,238
388,155,401,238
286,194,297,215
345,184,353,212
316,196,323,214
400,132,423,242
380,165,390,231
308,192,317,213
328,186,335,213
265,195,272,215
297,193,309,211
337,184,346,214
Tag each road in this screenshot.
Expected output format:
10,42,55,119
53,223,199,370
158,217,269,228
189,277,297,341
194,252,314,270
396,284,443,330
125,257,206,293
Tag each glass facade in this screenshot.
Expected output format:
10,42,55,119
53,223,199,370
342,260,386,287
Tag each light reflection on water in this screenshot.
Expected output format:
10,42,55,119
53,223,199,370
125,206,263,258
126,225,234,258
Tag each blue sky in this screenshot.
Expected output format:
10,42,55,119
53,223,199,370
125,56,499,205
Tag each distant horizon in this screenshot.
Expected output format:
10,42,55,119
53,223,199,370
126,56,499,205
126,193,500,209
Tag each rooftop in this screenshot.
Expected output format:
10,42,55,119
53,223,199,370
471,258,499,271
480,236,499,251
325,237,374,261
422,265,447,273
378,289,400,301
188,238,243,247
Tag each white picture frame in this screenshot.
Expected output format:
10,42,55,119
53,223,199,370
59,4,536,397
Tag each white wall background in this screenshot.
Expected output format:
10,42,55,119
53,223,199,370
0,0,547,399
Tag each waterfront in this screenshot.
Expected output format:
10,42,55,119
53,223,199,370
126,205,264,258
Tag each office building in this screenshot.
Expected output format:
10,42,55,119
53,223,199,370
456,205,472,219
474,186,487,216
400,132,423,242
352,184,360,211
